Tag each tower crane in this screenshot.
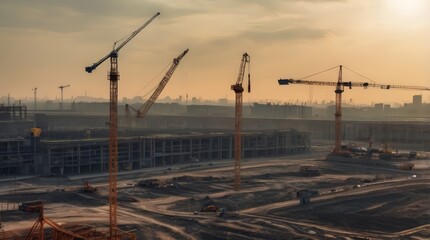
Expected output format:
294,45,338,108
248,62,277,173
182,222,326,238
58,85,70,111
278,65,430,154
125,49,189,123
84,12,159,239
232,53,251,191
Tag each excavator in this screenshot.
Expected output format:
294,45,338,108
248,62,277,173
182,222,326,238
82,181,97,193
125,49,189,126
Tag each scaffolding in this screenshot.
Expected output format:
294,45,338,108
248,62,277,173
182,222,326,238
0,104,27,121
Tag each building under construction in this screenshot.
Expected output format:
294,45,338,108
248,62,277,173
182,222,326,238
0,104,27,121
0,130,310,176
1,109,429,176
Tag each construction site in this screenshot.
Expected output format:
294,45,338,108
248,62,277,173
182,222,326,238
1,7,430,240
0,141,429,239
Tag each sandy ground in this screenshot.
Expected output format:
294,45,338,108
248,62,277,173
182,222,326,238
0,150,429,239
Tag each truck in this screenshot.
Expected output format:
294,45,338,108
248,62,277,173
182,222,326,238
18,200,43,212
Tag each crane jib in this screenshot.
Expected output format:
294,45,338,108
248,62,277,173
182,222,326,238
85,12,160,73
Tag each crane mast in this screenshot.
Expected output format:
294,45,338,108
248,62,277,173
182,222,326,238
58,84,70,111
85,12,159,239
278,65,430,155
334,66,343,153
232,53,250,191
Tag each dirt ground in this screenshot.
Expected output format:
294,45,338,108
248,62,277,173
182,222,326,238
0,150,429,240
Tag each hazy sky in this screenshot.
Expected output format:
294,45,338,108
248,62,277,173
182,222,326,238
1,0,429,105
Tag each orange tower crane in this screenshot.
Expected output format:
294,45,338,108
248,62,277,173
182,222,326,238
85,12,160,239
232,53,251,191
125,49,189,122
278,65,430,154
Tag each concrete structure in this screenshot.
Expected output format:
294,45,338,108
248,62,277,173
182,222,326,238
0,104,27,121
0,136,37,175
0,130,310,176
413,95,422,106
251,103,312,119
31,114,430,150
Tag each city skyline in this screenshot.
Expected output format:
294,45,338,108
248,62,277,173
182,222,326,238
1,0,429,105
1,92,428,108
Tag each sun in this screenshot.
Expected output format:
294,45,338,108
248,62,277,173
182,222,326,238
386,0,426,16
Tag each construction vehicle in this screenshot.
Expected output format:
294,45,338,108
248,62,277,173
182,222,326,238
201,205,220,212
82,181,97,193
379,143,393,160
218,208,226,217
85,12,160,238
296,190,319,206
408,151,417,160
400,162,415,170
232,53,251,191
278,65,430,155
138,178,164,188
19,200,43,213
125,49,189,125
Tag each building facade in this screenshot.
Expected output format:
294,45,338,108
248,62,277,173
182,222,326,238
0,131,310,176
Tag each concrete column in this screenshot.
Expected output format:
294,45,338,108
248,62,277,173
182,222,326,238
218,138,221,160
229,136,233,159
190,137,193,160
170,139,173,165
47,148,52,175
77,144,81,174
198,138,202,160
265,135,268,156
151,139,155,167
100,145,104,172
140,138,143,168
209,137,213,160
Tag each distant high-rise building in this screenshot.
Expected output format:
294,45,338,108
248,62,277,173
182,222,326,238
218,98,228,105
374,103,383,111
412,95,422,106
383,104,391,111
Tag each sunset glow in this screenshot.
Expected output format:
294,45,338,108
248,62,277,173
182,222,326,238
0,0,429,105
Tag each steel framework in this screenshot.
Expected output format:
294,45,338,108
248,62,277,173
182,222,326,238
231,53,250,191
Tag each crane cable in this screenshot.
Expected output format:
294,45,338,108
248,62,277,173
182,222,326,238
298,65,378,84
299,65,339,80
343,65,377,84
247,56,251,92
113,34,131,50
133,61,172,99
113,16,159,50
